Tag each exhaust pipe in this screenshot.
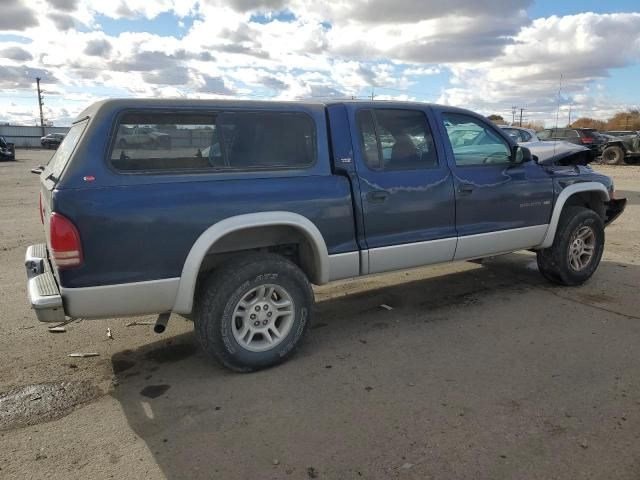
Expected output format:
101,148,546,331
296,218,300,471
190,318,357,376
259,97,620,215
154,313,170,334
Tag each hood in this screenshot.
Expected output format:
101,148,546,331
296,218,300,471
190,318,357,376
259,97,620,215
525,140,592,166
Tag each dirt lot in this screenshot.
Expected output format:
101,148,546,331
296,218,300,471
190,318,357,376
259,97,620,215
1,150,639,479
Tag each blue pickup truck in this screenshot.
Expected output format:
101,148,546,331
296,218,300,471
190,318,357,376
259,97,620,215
26,99,626,371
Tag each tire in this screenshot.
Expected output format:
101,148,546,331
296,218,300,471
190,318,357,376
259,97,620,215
602,146,624,165
536,206,604,286
194,253,314,372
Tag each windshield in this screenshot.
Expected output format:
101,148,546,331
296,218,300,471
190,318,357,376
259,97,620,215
45,121,87,182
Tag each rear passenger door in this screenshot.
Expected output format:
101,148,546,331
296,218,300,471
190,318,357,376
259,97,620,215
351,107,456,274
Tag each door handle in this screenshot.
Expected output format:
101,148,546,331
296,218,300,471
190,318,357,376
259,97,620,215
458,183,474,195
368,190,390,202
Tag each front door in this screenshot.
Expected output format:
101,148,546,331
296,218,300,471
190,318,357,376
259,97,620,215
350,106,457,274
436,111,553,260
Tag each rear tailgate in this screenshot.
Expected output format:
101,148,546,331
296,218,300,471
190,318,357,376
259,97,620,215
39,121,88,266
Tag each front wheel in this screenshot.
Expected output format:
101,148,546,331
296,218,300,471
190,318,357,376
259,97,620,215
194,253,314,372
536,207,604,286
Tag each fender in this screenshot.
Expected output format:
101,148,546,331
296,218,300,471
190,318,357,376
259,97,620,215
538,182,609,249
172,212,329,314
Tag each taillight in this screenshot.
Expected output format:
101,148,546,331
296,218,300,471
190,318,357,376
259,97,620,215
38,192,44,224
581,137,595,144
50,213,83,268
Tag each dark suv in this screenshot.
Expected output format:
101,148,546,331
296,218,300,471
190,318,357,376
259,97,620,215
537,128,605,159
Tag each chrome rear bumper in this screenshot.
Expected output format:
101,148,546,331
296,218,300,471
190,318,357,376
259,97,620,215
25,244,65,323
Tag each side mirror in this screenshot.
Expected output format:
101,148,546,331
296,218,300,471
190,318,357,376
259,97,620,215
512,145,533,164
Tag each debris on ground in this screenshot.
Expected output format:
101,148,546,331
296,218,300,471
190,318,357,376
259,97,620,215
48,326,66,333
272,459,280,465
107,328,113,339
307,466,318,478
125,320,155,327
67,353,99,358
400,463,414,469
379,304,393,311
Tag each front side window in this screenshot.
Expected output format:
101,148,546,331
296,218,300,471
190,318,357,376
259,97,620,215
356,108,437,171
442,113,511,166
110,111,315,172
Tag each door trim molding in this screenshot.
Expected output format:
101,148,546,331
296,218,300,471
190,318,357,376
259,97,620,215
454,224,548,260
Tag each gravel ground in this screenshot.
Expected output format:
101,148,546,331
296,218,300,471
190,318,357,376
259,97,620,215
0,150,639,479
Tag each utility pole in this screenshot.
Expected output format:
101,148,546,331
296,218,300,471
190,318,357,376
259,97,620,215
519,108,525,127
370,87,374,101
36,77,45,136
567,104,572,127
512,106,517,125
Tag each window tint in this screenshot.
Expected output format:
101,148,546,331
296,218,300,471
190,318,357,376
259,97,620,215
442,113,511,166
110,111,315,172
218,112,315,169
356,109,437,171
566,130,579,138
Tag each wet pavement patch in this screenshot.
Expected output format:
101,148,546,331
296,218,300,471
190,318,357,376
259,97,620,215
0,381,101,431
140,384,171,399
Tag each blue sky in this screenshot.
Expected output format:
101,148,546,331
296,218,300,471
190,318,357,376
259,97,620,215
0,0,638,126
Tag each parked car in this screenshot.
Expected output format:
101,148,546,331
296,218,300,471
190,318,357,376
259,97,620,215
115,125,171,149
500,126,592,165
0,135,15,160
40,133,65,149
601,132,640,165
500,126,539,143
536,128,606,160
605,131,639,137
26,99,626,372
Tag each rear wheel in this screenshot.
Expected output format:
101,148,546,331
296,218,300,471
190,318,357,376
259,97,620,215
602,146,624,165
536,207,604,286
194,253,313,372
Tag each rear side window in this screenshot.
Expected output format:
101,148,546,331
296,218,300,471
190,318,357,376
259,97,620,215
356,108,438,171
46,121,87,181
110,111,315,172
218,112,315,169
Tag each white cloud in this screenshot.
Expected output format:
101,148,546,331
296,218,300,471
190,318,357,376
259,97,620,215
0,2,638,125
